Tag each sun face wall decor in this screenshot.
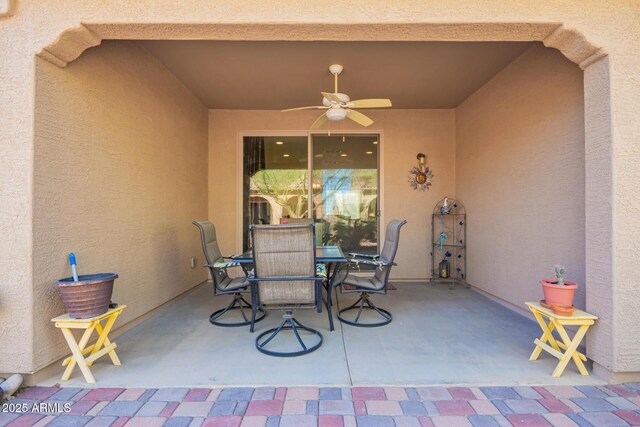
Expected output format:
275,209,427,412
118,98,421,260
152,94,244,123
409,153,434,191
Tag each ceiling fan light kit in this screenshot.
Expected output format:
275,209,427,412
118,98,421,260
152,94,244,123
282,64,392,130
326,108,348,121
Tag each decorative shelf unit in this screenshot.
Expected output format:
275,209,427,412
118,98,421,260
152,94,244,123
430,197,469,289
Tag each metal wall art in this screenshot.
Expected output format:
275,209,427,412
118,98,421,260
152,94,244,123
408,153,433,191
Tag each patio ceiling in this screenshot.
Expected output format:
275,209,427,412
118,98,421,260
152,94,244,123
139,40,534,109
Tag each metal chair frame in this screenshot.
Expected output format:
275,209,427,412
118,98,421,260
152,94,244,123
334,219,407,327
248,224,325,357
335,260,395,327
193,220,266,327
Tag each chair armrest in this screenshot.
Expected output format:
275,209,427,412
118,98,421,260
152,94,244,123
205,261,241,269
347,252,379,259
348,258,395,269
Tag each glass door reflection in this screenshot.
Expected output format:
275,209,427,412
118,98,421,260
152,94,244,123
312,135,380,254
242,136,308,251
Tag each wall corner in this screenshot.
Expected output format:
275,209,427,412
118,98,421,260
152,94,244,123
543,25,608,70
36,24,102,68
593,362,640,384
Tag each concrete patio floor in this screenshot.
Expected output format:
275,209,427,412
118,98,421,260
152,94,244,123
40,283,604,388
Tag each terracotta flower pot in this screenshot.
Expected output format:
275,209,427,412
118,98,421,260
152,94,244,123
56,273,118,319
541,279,578,308
551,304,575,316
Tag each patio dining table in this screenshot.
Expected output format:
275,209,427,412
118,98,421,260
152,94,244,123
232,245,347,331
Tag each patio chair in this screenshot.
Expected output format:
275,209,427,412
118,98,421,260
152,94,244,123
193,220,265,327
335,219,407,327
249,223,325,357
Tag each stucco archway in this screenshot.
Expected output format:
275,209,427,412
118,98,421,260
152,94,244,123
38,23,606,70
35,22,616,379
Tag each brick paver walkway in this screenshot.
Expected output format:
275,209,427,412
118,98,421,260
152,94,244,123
1,384,639,426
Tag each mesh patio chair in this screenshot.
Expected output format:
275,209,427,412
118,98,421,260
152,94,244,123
249,223,325,357
335,219,407,327
193,220,265,327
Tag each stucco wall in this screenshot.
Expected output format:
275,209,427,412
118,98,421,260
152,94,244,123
455,44,585,313
1,0,639,376
32,41,208,371
209,110,455,280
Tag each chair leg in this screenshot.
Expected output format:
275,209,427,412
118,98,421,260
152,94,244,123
289,319,307,351
337,292,392,327
210,294,266,327
238,301,248,322
255,311,323,357
258,317,289,347
326,283,335,332
250,285,259,333
250,307,255,332
354,296,366,323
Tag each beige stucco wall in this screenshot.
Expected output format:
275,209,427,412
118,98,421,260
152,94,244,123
32,41,208,371
209,110,455,280
1,0,639,376
455,44,585,311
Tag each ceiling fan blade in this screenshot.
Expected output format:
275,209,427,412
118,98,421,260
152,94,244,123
310,113,328,129
321,92,341,103
347,99,392,108
281,105,326,112
346,109,374,127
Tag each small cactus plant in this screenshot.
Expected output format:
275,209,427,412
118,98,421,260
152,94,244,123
555,265,566,286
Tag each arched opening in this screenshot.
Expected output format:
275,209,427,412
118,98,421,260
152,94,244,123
31,22,615,383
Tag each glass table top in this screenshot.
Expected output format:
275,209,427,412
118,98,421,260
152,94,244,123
234,245,346,263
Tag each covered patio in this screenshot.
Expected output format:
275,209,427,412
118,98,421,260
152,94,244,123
39,283,602,388
4,2,640,426
18,17,629,389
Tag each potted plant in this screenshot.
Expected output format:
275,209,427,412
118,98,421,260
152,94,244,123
55,253,118,319
540,265,578,308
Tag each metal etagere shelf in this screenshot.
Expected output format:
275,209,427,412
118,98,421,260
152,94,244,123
430,197,469,289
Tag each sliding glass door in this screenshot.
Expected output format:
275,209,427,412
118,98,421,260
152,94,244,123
241,136,309,250
241,134,380,254
311,135,379,254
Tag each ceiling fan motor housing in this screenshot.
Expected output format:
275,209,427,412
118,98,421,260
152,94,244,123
326,108,348,121
322,93,351,107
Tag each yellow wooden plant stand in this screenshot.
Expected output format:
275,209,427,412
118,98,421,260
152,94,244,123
526,302,597,377
51,305,126,384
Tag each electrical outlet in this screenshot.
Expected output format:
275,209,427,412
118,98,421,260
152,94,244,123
190,257,196,269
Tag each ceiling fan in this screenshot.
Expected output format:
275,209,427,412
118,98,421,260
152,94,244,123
282,64,392,129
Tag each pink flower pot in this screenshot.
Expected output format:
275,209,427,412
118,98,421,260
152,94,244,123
541,279,578,308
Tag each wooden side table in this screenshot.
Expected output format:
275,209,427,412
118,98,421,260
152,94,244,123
51,305,126,384
526,302,597,377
